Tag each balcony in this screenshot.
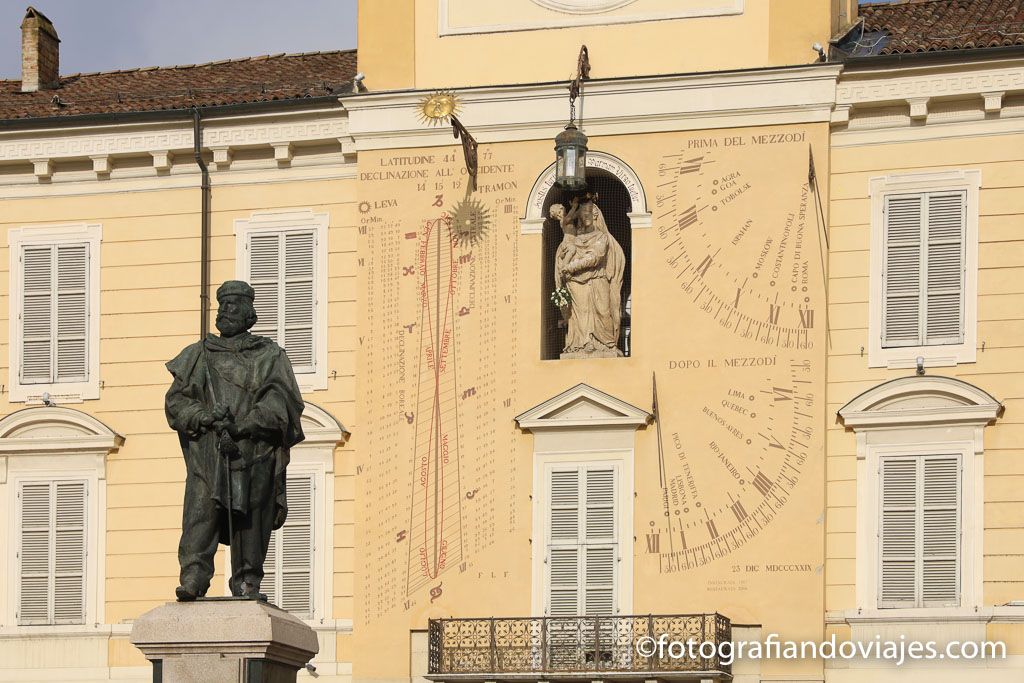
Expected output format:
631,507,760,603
427,614,731,681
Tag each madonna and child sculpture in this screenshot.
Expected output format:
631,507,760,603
165,280,305,601
551,196,626,358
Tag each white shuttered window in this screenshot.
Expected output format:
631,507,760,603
882,192,967,348
879,455,961,608
547,466,617,616
17,480,88,625
247,230,317,373
264,474,314,618
20,243,90,384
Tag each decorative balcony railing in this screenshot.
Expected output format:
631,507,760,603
427,613,731,678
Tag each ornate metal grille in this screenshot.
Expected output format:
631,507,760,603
427,614,731,676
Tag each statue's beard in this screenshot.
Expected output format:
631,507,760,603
216,315,247,338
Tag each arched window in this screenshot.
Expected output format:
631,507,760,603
0,407,122,628
540,169,635,360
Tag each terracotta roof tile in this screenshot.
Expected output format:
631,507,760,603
857,0,1024,55
0,50,357,121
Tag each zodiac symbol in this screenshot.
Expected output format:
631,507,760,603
404,323,416,334
458,306,470,316
403,265,415,276
404,412,415,424
430,583,443,602
396,530,407,543
465,488,480,500
433,194,444,207
405,232,418,240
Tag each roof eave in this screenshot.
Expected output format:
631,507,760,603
838,43,1024,67
0,92,350,131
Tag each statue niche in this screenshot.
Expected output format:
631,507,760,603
550,194,626,359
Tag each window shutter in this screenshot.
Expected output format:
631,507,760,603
55,245,89,381
879,455,961,609
21,246,54,383
249,233,282,344
546,466,617,617
879,457,917,607
264,474,314,618
53,481,87,624
882,195,924,348
18,480,87,625
18,482,52,624
283,232,316,371
246,230,317,373
583,469,615,615
924,193,966,345
921,455,960,606
548,469,580,617
20,243,89,385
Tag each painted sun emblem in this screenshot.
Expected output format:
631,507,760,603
449,197,491,245
418,90,462,127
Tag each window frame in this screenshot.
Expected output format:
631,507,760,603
7,223,102,403
876,451,963,609
234,210,329,392
532,450,633,617
2,465,106,633
838,376,998,621
544,461,621,616
0,408,120,634
868,170,980,369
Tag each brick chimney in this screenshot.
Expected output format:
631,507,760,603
21,6,60,92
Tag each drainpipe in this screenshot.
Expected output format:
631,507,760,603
192,107,211,339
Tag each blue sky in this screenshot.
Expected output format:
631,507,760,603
1,0,358,79
1,0,901,80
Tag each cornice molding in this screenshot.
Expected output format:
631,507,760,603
837,58,1024,104
0,109,349,166
837,62,1024,106
343,65,841,150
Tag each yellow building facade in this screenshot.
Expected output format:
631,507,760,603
0,1,1020,682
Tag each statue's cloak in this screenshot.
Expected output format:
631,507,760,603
165,333,304,542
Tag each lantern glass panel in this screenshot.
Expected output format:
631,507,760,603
564,148,577,182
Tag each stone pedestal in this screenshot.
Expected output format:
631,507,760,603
130,598,318,683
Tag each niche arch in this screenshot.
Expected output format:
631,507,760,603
521,151,651,234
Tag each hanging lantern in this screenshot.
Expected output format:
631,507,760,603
554,122,588,191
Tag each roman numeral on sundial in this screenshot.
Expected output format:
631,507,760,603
646,533,661,553
679,156,704,175
696,254,714,277
677,204,699,231
772,386,793,401
752,471,774,496
767,303,781,325
799,308,815,329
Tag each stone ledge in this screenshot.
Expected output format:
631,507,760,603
130,597,318,681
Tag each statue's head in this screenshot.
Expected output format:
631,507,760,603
579,201,596,232
549,203,565,220
215,280,258,338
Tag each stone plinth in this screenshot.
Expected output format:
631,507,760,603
130,598,318,683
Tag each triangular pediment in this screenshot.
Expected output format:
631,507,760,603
515,384,651,431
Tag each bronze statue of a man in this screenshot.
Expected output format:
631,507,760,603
165,280,305,601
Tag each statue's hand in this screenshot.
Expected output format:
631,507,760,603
212,403,232,421
196,410,216,431
220,420,249,441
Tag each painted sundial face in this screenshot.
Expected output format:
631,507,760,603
647,135,821,572
656,142,816,350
